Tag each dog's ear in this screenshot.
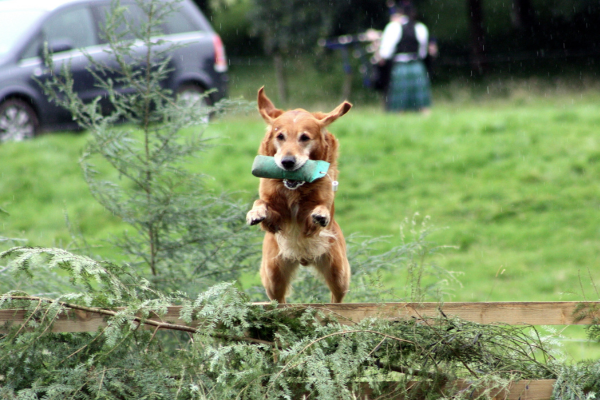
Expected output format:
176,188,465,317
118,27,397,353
315,101,352,127
259,131,277,156
257,87,283,123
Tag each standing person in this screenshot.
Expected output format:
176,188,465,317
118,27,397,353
378,2,431,113
424,36,439,80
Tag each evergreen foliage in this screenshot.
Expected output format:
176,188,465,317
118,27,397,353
2,247,600,398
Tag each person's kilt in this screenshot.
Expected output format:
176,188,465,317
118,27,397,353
386,60,431,111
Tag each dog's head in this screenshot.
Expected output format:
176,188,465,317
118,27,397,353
257,87,351,171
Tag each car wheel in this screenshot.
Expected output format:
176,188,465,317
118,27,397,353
0,99,40,143
176,84,212,123
176,84,211,107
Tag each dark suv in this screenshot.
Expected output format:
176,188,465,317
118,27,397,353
0,0,228,142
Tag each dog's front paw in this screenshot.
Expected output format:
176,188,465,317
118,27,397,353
246,208,267,226
304,207,330,236
311,205,330,228
312,213,329,227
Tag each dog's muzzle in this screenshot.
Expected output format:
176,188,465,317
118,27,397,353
280,155,298,171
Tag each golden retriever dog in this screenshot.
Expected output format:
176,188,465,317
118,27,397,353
246,87,352,304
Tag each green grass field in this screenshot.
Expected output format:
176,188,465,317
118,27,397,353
2,68,600,360
205,80,600,302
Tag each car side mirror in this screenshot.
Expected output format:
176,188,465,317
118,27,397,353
39,39,74,57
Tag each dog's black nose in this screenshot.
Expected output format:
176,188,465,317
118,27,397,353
281,156,296,170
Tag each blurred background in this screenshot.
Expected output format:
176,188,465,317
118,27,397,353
200,0,600,105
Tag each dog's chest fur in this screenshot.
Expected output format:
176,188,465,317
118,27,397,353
275,188,335,263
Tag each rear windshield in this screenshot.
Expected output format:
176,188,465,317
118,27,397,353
0,8,45,58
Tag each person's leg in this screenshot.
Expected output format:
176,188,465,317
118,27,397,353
414,61,432,112
388,63,411,112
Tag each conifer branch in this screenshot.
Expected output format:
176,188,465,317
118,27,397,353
6,295,273,346
267,329,424,396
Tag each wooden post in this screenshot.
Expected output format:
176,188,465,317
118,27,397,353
273,53,288,104
468,0,486,74
512,0,536,32
339,46,353,101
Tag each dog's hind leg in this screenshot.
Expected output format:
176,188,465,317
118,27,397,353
314,236,351,303
260,233,299,304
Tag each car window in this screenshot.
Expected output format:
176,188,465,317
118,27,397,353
44,6,97,50
0,8,45,59
21,6,97,60
163,6,200,34
20,34,42,60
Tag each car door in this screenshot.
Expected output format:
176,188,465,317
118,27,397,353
20,3,103,126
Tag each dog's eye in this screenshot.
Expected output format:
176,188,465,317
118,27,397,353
299,134,310,142
276,133,285,140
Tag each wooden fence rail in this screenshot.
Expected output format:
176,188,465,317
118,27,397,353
2,301,599,399
2,301,598,333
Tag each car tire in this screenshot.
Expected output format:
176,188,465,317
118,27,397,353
0,99,40,143
176,83,213,123
176,83,211,107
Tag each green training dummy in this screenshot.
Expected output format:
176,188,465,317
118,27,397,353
251,155,330,183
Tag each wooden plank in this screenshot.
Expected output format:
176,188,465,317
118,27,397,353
0,306,190,333
356,379,556,400
452,379,556,400
504,379,556,400
276,301,598,326
0,308,110,333
1,301,598,333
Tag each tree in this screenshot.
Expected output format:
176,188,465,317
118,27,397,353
248,0,335,103
41,0,258,295
511,0,536,32
467,0,486,74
